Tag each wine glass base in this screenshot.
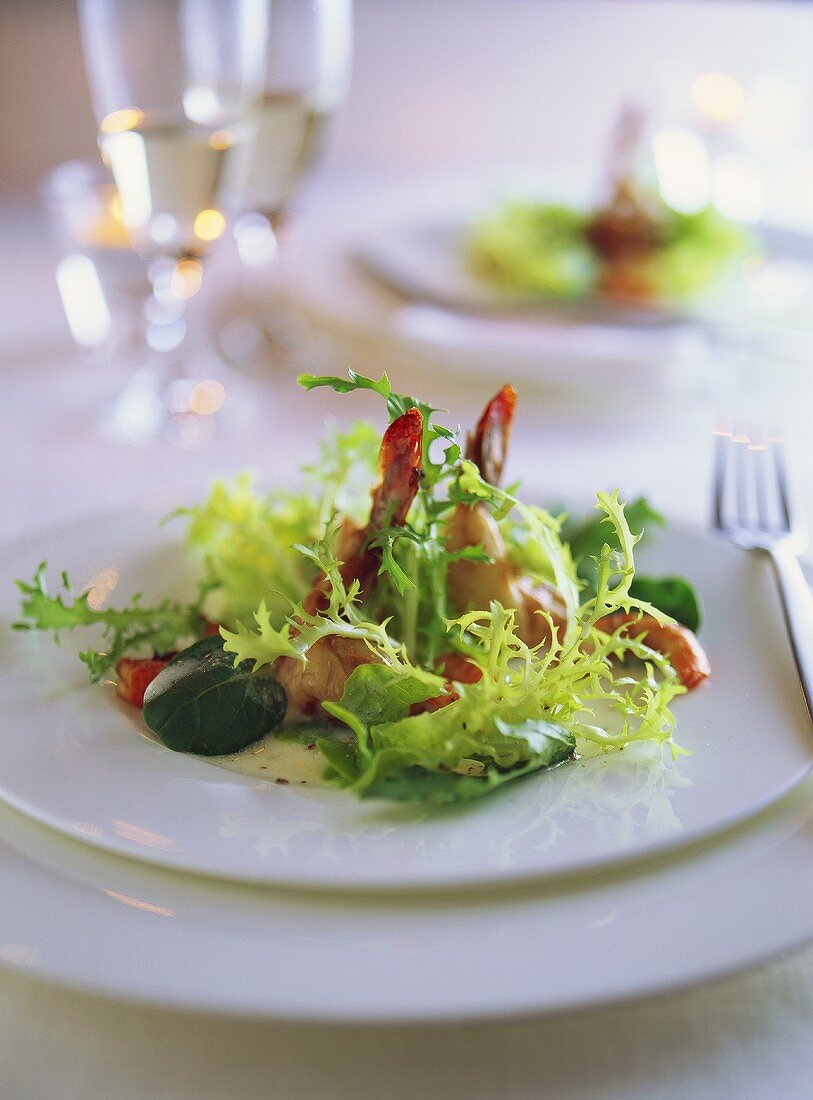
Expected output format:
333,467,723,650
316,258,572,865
100,362,252,447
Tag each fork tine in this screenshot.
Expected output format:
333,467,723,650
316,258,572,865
770,437,792,531
712,432,728,529
734,431,750,529
712,420,799,542
749,435,770,530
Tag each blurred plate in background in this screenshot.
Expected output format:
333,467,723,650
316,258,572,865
286,173,813,396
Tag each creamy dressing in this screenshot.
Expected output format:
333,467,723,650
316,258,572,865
209,732,329,788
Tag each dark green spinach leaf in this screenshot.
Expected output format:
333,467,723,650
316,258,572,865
358,754,569,805
142,635,286,756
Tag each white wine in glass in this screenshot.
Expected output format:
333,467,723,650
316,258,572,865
79,0,268,440
243,90,330,219
99,113,245,259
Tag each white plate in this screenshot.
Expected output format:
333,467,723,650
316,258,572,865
0,779,813,1020
1,510,810,889
355,216,684,327
355,214,813,324
289,178,715,393
289,175,813,397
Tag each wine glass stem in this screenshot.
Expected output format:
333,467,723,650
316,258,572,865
143,254,205,383
238,214,282,322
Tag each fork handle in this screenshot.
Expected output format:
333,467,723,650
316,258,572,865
768,543,813,723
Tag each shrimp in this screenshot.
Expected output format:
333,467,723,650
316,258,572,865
446,386,709,690
446,385,567,648
274,407,423,716
584,105,662,302
595,611,710,690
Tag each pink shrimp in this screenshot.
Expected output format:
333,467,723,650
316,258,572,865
446,385,567,649
446,385,709,690
594,611,710,690
274,407,424,715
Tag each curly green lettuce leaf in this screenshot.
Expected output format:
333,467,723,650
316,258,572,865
172,423,379,630
579,489,665,628
14,563,204,680
466,201,596,298
300,418,380,525
174,474,317,628
647,206,755,300
446,598,682,756
564,496,665,587
563,496,701,630
220,523,447,695
319,662,575,804
444,488,683,749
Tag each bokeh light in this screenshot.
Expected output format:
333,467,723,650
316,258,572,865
692,72,746,124
193,208,226,241
652,126,710,213
99,107,144,134
170,257,204,299
208,130,234,151
188,380,226,415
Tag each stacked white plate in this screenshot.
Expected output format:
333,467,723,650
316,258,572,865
1,509,812,1020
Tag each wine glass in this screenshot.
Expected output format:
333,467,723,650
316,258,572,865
78,0,269,441
219,0,352,373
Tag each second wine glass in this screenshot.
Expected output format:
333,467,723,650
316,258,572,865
221,0,353,374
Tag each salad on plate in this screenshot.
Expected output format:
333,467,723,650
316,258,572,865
15,373,709,806
466,107,754,306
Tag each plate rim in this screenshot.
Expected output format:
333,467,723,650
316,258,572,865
0,782,812,1022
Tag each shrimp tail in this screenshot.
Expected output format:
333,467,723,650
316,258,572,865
303,407,423,616
281,407,424,713
370,406,424,528
465,384,517,487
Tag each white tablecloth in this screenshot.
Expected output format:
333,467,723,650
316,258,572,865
3,189,813,1099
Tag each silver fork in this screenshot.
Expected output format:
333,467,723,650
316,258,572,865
713,428,813,724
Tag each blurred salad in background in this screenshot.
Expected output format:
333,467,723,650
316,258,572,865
466,105,757,305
